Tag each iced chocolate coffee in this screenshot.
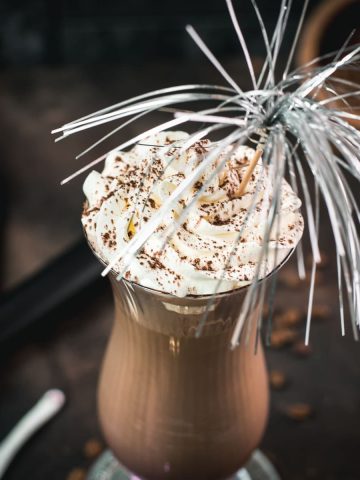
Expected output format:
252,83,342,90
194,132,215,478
82,132,303,480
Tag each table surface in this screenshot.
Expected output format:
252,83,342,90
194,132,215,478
0,61,359,480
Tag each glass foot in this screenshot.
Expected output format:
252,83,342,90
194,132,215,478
87,449,281,480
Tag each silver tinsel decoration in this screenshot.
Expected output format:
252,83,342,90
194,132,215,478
53,0,360,347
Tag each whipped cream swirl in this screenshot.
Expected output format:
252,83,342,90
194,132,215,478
82,131,304,296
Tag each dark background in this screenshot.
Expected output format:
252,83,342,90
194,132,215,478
0,0,324,66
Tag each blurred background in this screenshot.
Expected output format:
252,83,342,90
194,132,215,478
0,0,323,66
0,0,359,479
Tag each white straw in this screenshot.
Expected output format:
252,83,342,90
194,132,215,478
0,390,65,479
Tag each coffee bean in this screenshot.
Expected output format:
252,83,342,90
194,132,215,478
312,305,330,320
270,329,298,348
269,370,287,390
83,438,103,459
292,341,312,357
284,403,313,421
275,308,302,328
66,468,86,480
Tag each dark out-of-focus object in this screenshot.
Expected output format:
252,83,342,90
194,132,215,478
0,168,8,290
0,0,323,66
297,0,360,129
0,240,103,345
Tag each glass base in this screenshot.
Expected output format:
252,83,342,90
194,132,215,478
87,449,281,480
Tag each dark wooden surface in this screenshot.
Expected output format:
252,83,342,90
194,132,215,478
0,62,360,480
